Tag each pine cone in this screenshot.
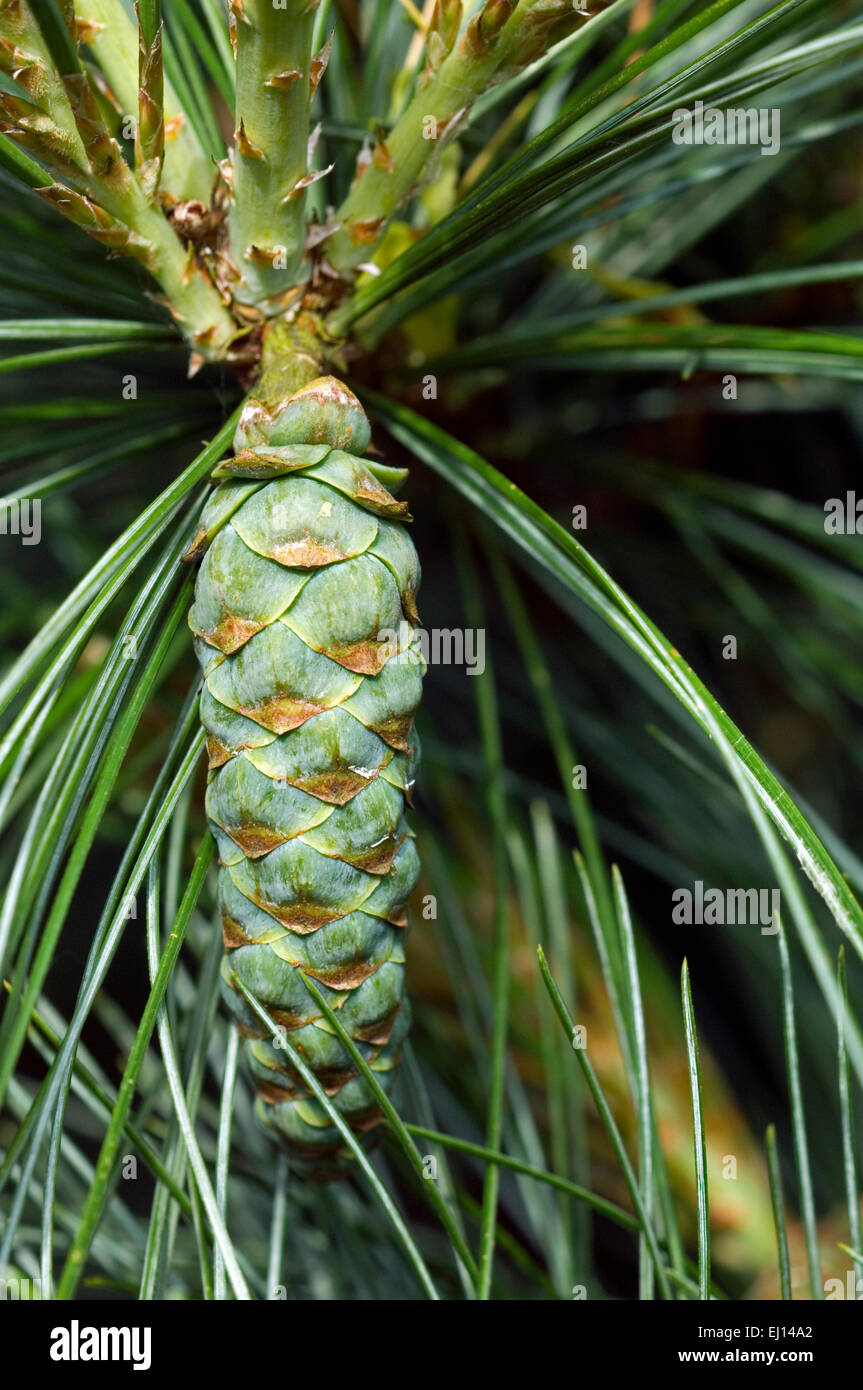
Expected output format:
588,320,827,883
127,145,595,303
188,377,423,1165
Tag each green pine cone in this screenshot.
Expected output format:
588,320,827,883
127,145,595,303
187,377,423,1166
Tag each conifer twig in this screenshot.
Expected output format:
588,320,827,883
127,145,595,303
229,0,325,309
327,0,581,271
73,0,214,202
134,0,164,199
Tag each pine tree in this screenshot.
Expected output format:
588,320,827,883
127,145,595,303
1,0,860,1303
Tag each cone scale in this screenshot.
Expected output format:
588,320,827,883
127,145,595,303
187,376,423,1167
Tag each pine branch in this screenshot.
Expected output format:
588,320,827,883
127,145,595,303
327,0,582,272
134,0,164,199
228,0,323,309
73,0,214,202
0,1,235,354
0,0,89,172
0,128,235,358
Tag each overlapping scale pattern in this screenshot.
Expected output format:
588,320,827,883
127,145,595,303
187,377,423,1163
